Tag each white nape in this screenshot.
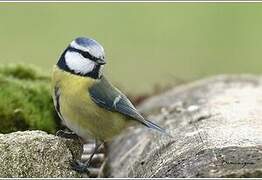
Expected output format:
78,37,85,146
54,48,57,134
65,51,95,75
70,40,105,59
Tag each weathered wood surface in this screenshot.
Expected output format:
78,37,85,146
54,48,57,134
107,75,262,178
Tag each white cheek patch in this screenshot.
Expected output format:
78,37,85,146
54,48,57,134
65,51,95,75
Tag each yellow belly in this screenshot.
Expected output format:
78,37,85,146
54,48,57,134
52,66,130,142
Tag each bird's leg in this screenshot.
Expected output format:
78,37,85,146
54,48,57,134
56,129,79,140
71,140,103,174
86,141,103,167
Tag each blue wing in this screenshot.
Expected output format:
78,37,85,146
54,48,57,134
88,76,167,134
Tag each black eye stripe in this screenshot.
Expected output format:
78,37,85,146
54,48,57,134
67,47,100,61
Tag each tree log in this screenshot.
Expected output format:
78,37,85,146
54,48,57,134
107,75,262,178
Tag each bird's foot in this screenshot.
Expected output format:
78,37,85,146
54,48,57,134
56,130,79,140
71,160,90,174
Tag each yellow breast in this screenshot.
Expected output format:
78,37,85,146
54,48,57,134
52,66,129,142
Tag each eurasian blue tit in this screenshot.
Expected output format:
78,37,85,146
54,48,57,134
52,37,168,172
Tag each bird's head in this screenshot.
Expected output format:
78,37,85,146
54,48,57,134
57,37,106,79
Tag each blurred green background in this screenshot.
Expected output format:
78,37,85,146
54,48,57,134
0,3,262,94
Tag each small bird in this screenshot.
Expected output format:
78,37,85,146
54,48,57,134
52,37,169,173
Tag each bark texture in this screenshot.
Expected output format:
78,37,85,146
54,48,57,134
107,75,262,178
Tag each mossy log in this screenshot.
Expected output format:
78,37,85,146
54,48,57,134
107,75,262,178
0,64,60,133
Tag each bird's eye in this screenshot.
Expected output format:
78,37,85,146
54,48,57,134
82,52,100,61
81,52,92,59
68,47,98,61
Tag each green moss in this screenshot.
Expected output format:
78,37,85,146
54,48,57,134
0,64,49,81
0,64,61,134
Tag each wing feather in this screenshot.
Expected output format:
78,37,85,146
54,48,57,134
88,76,168,134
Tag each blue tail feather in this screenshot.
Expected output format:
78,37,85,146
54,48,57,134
143,119,173,138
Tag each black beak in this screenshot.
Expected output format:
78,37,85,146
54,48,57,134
97,59,106,65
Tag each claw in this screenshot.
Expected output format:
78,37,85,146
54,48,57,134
70,141,105,176
71,160,90,174
56,130,64,136
56,130,79,140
